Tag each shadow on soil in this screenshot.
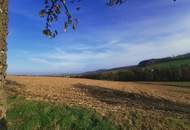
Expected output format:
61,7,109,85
73,83,190,115
6,80,24,87
5,80,25,95
136,82,190,89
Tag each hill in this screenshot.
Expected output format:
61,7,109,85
76,53,190,81
139,53,190,67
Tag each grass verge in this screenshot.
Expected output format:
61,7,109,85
7,96,117,130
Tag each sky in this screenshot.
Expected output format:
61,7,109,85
8,0,190,75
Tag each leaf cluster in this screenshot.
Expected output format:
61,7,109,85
40,0,176,38
40,0,80,38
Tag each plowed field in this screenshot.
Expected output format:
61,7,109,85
6,76,190,129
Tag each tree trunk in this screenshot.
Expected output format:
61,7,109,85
0,0,8,129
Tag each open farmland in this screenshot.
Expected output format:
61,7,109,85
6,76,190,130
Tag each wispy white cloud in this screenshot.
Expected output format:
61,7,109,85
30,58,50,64
27,29,190,73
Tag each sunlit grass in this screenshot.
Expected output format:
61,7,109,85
7,96,117,130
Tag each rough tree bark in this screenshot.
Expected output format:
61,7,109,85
0,0,8,129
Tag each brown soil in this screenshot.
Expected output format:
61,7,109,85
5,76,190,129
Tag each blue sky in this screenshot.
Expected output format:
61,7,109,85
8,0,190,75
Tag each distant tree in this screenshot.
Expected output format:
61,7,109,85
181,64,190,81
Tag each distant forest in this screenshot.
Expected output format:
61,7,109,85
75,53,190,81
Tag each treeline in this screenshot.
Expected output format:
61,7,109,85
77,64,190,81
139,53,190,67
